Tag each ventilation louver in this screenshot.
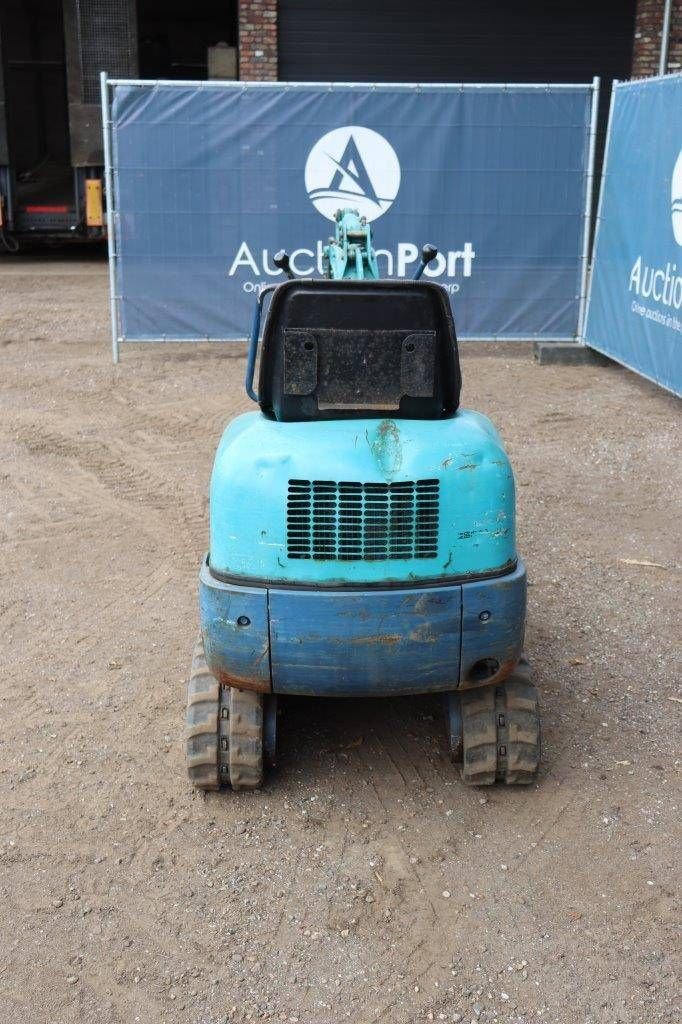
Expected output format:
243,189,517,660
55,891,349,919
287,479,439,561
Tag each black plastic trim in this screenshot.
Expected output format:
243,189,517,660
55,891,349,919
206,556,518,593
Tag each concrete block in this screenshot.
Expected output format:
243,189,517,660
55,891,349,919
533,342,613,366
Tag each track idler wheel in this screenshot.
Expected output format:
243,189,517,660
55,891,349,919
459,657,541,786
185,635,268,791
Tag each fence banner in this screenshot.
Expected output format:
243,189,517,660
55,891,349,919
585,75,682,396
105,80,595,354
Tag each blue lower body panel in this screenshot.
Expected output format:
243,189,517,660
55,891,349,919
269,585,461,696
199,568,271,691
460,564,527,689
199,557,526,698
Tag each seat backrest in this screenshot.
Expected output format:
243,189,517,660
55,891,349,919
257,279,461,421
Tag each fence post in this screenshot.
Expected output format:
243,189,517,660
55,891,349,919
576,76,600,342
580,80,617,344
100,72,119,364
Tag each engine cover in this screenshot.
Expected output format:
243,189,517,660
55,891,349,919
209,410,516,586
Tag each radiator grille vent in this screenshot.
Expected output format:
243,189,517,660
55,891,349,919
287,479,439,561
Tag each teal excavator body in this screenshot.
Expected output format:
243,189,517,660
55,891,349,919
322,208,379,280
186,209,541,792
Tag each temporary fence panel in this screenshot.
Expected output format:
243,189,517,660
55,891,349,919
584,74,682,397
103,77,598,360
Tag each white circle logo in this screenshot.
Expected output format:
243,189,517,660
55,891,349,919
304,125,401,222
672,148,682,246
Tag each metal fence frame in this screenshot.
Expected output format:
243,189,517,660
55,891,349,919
580,80,617,345
101,73,600,363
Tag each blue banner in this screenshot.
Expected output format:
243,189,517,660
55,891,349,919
585,75,682,396
110,82,593,342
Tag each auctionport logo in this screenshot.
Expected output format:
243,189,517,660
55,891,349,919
304,126,401,222
628,148,682,322
227,122,476,290
672,148,682,245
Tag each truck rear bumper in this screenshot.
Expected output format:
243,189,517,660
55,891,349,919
199,557,526,698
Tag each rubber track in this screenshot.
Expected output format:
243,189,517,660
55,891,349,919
460,686,498,785
185,635,220,791
497,663,541,785
229,688,264,791
460,658,540,786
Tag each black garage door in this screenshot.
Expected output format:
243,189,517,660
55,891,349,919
278,0,636,86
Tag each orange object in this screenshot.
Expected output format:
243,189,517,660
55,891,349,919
85,179,103,227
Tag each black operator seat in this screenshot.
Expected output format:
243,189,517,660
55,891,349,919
257,279,462,422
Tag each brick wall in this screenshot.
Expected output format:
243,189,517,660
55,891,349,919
238,0,277,81
632,0,682,77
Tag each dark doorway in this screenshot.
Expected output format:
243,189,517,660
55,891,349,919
1,0,72,210
137,0,238,79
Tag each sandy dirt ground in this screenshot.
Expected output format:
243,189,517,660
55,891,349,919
0,252,680,1024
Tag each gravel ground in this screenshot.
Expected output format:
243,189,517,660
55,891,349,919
0,252,680,1024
